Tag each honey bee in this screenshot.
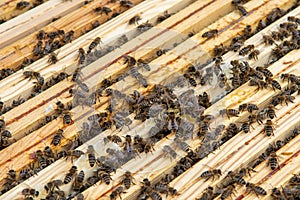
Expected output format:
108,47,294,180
200,169,222,181
156,48,168,56
156,11,171,23
266,104,277,119
124,55,136,67
241,122,250,133
219,108,239,118
239,44,254,56
44,179,63,193
51,129,64,146
242,25,252,38
97,170,112,185
121,171,135,189
256,66,273,77
196,186,214,200
73,170,85,191
245,182,267,196
87,37,101,54
248,49,260,60
64,165,77,184
264,119,275,136
236,4,247,16
22,188,39,197
137,21,153,32
67,150,84,162
221,185,235,200
48,52,58,64
137,58,150,71
78,48,86,65
202,29,218,39
256,19,267,32
268,151,278,170
265,77,281,90
163,145,177,160
16,1,30,9
110,186,126,200
213,43,228,56
128,15,141,25
62,30,74,44
94,6,112,15
174,137,190,152
36,30,46,40
280,73,299,83
77,80,90,93
87,145,96,167
249,78,268,90
137,74,148,88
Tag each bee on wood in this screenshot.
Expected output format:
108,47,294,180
174,138,190,152
236,4,247,16
200,169,222,181
265,104,276,119
124,55,136,67
121,171,135,189
213,43,228,56
36,30,46,40
287,16,300,24
77,80,89,93
136,74,148,88
120,0,134,7
163,145,177,160
128,15,141,25
94,6,112,15
262,35,274,45
202,29,218,39
265,77,281,91
137,58,150,71
33,41,43,56
249,78,268,90
268,151,278,170
97,170,112,185
280,73,299,83
219,108,239,118
64,165,77,184
156,48,168,56
51,129,64,146
48,52,58,64
72,68,83,82
239,44,254,56
44,179,63,193
264,119,275,136
221,185,235,200
240,122,251,133
242,25,252,38
16,1,30,9
110,186,126,200
157,11,171,23
87,37,101,54
22,188,39,197
256,66,273,77
77,48,86,65
73,170,85,191
62,30,74,43
248,49,260,60
245,182,267,196
137,21,153,32
86,145,96,167
105,135,122,144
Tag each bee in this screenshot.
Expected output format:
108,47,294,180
262,35,274,45
73,170,85,191
245,182,267,196
77,80,89,93
62,30,74,43
287,16,300,24
97,170,112,185
48,52,58,64
219,108,240,118
94,6,112,15
249,78,268,90
255,66,273,77
105,135,122,144
157,11,171,23
51,129,64,146
110,186,126,200
16,1,30,9
218,73,231,90
200,169,222,181
241,122,250,133
264,119,275,137
72,68,83,82
221,185,235,200
36,30,46,40
163,145,177,160
121,171,135,189
266,104,276,119
196,186,214,200
202,29,218,39
87,37,101,54
22,188,39,197
268,151,278,170
156,48,168,56
120,0,134,8
248,49,260,60
256,19,267,32
87,145,96,167
174,138,190,152
64,165,77,184
213,43,228,56
265,77,281,90
242,25,252,38
137,21,153,32
33,40,44,56
239,44,254,56
77,48,86,65
280,73,299,83
128,15,141,25
137,74,148,88
67,150,84,162
44,179,63,193
124,55,136,67
137,58,150,71
236,4,247,16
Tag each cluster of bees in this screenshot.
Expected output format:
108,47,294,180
271,172,300,199
1,0,300,199
0,118,12,150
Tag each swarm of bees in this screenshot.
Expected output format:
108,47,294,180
2,1,300,199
